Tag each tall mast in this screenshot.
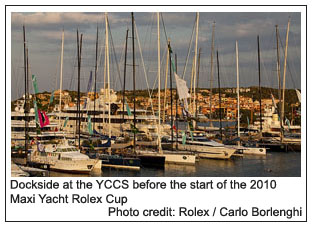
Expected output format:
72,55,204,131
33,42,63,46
209,21,215,125
169,41,173,150
59,29,64,128
131,12,136,151
163,44,169,123
175,53,178,150
257,35,262,132
275,25,282,140
193,12,199,116
23,25,28,151
217,50,222,141
195,48,201,118
157,12,162,153
76,30,82,148
105,13,111,141
93,25,98,131
122,29,129,124
236,41,240,140
281,18,291,141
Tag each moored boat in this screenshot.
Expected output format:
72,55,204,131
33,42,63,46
28,141,98,173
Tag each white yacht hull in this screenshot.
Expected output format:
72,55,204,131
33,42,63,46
176,143,236,160
29,153,98,173
162,151,196,165
241,147,266,155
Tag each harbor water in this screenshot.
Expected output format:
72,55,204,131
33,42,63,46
49,151,301,177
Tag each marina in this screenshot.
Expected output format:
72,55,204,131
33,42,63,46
10,12,302,177
46,151,301,177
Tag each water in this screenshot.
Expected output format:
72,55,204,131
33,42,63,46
49,151,301,177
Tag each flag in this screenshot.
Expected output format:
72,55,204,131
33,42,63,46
247,116,250,129
33,100,39,125
88,115,93,135
49,90,54,104
126,101,132,116
130,124,139,134
190,131,194,141
285,117,291,130
189,121,194,131
38,110,50,128
172,125,177,131
32,74,39,94
271,94,277,109
170,55,176,73
63,116,69,128
182,131,186,145
295,89,301,103
175,73,190,100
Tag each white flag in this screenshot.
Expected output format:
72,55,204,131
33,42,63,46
175,72,190,100
295,89,301,103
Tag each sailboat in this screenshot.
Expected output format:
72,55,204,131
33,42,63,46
168,30,237,160
98,13,141,170
136,12,196,165
232,40,266,156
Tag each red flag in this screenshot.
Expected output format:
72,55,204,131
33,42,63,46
38,110,50,128
172,125,177,131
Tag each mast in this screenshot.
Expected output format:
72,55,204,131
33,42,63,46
163,45,169,123
217,50,222,141
105,13,111,141
281,18,290,141
195,48,201,118
122,29,129,124
59,29,64,128
209,21,215,126
175,53,178,150
169,41,173,150
157,12,162,153
257,35,262,132
76,30,82,148
23,25,28,151
236,40,240,140
93,25,98,131
193,12,199,116
131,12,136,151
275,25,282,140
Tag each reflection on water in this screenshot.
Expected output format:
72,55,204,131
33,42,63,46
49,151,300,177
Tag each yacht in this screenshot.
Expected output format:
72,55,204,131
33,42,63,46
28,141,98,173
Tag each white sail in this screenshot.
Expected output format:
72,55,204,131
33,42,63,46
175,72,190,100
295,89,301,103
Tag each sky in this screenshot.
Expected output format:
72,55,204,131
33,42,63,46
11,11,301,100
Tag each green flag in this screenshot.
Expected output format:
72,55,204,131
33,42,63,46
247,116,250,129
49,90,54,104
33,100,39,124
88,115,93,135
189,121,194,131
63,116,69,128
190,131,194,141
130,124,139,134
126,100,132,116
182,131,186,145
285,117,291,130
32,74,39,94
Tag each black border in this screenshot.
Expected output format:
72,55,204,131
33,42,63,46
5,4,308,223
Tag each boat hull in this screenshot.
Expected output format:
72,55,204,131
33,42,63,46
101,155,141,170
29,155,97,174
176,143,236,160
